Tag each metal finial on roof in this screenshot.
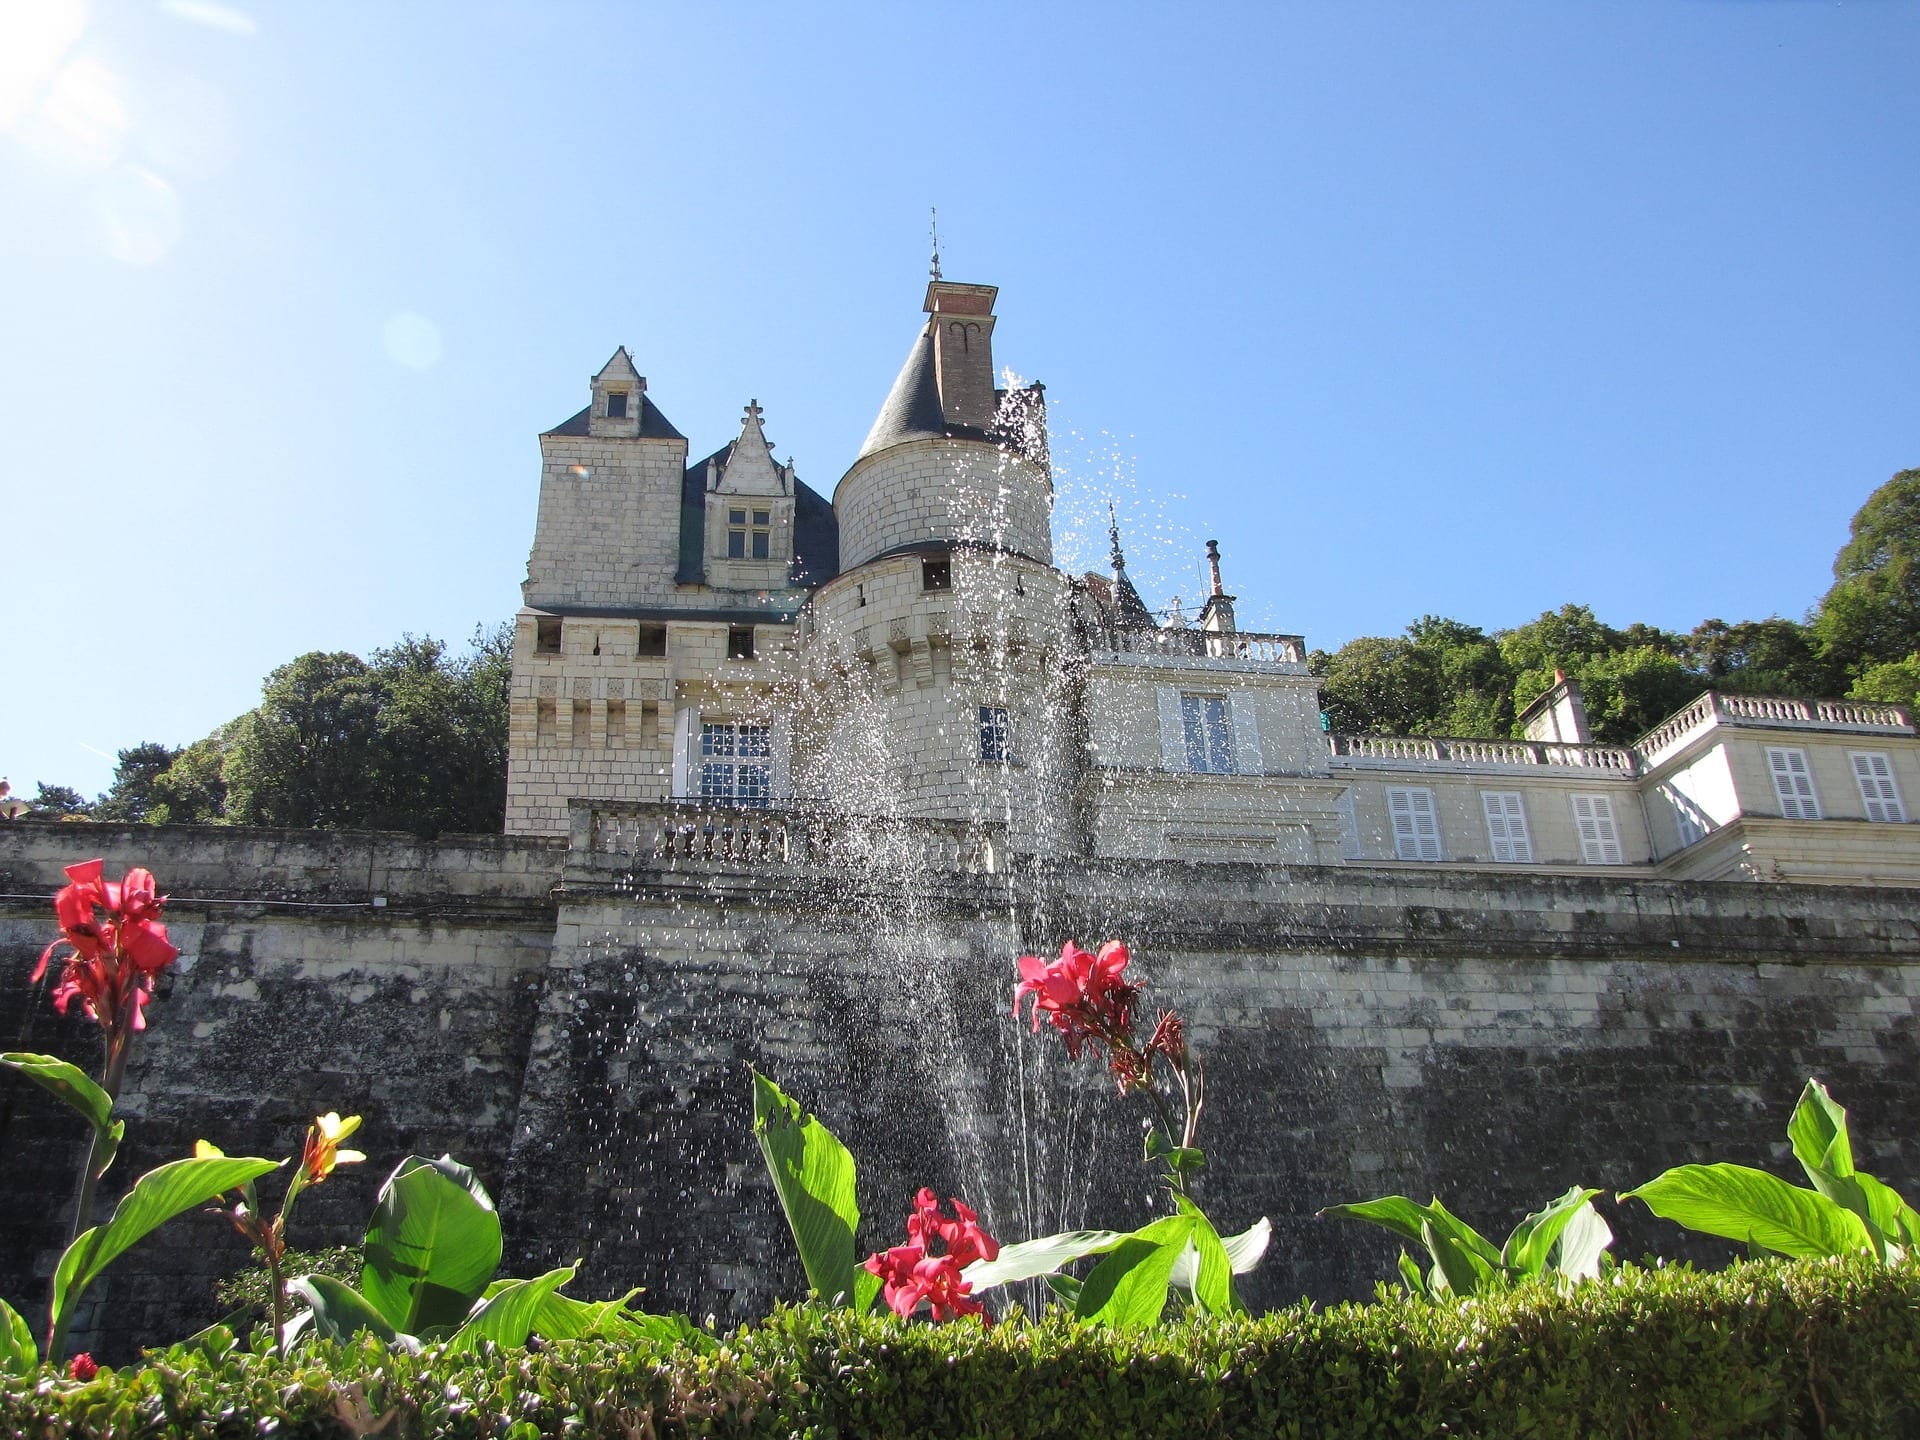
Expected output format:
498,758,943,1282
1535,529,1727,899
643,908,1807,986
930,207,942,281
1207,539,1225,596
1108,500,1126,573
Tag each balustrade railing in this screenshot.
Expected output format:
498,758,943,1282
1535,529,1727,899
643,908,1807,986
1633,690,1914,766
1328,734,1636,771
572,800,1002,876
1096,627,1306,666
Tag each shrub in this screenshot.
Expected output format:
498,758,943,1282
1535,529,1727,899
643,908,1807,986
5,1255,1917,1439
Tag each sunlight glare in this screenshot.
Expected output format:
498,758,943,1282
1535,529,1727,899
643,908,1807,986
0,0,87,130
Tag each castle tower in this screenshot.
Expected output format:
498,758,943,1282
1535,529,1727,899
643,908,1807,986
793,280,1080,853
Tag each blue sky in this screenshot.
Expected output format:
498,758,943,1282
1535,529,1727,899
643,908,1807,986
2,1,1916,800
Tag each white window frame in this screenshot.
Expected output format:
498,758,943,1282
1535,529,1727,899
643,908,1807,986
1766,746,1821,820
1480,791,1533,863
1387,787,1443,861
1180,693,1236,774
1571,793,1624,864
697,721,772,808
1849,751,1906,823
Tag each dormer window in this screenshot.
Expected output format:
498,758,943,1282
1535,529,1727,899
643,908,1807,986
727,508,773,560
605,390,629,419
922,557,952,592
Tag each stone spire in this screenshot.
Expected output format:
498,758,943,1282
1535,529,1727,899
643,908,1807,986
1105,503,1156,629
1198,539,1237,634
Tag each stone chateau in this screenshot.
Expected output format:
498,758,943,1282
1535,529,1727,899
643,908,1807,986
507,277,1920,886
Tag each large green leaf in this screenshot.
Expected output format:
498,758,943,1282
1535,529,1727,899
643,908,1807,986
1624,1164,1872,1258
1856,1173,1920,1250
292,1275,403,1347
1319,1196,1432,1247
751,1072,864,1308
1423,1217,1496,1296
1501,1187,1601,1277
1169,1215,1271,1294
1553,1202,1614,1281
1175,1199,1237,1315
1787,1078,1854,1184
444,1265,576,1354
1,1053,121,1179
526,1286,643,1340
1075,1216,1191,1328
1423,1197,1502,1269
0,1297,35,1377
963,1229,1130,1292
361,1155,503,1334
51,1154,276,1351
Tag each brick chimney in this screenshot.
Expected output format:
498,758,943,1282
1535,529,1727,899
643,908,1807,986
923,281,999,427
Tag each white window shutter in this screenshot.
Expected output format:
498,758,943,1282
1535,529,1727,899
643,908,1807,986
1768,747,1821,820
1228,690,1263,776
1388,788,1441,861
671,705,696,798
1851,752,1904,823
1482,792,1531,863
1573,794,1623,864
1157,687,1187,771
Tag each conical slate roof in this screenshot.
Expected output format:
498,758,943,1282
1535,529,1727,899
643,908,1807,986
856,322,949,460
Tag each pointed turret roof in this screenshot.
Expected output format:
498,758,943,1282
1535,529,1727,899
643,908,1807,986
1106,508,1157,629
856,323,950,460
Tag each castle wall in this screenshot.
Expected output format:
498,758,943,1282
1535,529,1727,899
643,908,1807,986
833,439,1053,570
4,821,1918,1359
523,435,689,608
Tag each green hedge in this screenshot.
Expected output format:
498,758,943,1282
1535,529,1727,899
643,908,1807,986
6,1257,1918,1439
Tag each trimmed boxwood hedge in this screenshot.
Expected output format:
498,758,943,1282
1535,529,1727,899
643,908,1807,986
5,1257,1917,1439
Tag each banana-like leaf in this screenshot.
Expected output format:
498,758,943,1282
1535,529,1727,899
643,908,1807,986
1423,1197,1502,1269
1175,1198,1237,1315
1,1054,121,1180
1787,1079,1854,1184
1623,1164,1872,1258
1423,1217,1496,1296
443,1266,576,1354
1856,1173,1920,1249
1169,1216,1271,1293
1501,1187,1601,1277
292,1275,403,1347
525,1286,643,1340
963,1229,1130,1292
1075,1215,1192,1328
751,1072,867,1310
1395,1249,1430,1298
51,1154,277,1352
0,1297,35,1376
362,1155,503,1335
1553,1201,1614,1281
1319,1195,1430,1247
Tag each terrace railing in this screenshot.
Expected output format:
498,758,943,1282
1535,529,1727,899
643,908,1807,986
570,799,1003,877
1634,691,1915,769
1328,734,1637,771
1095,627,1307,667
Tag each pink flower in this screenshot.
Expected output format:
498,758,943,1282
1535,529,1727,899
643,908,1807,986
1011,940,1139,1059
863,1190,999,1322
68,1353,98,1381
32,860,179,1035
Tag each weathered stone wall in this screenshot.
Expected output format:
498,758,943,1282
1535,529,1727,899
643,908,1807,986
3,821,1917,1359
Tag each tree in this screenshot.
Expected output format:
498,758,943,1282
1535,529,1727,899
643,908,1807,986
150,731,231,824
92,743,183,822
1684,618,1835,698
1814,468,1920,675
31,783,90,818
223,652,383,828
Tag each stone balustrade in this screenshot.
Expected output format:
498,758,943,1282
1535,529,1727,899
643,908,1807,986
1329,734,1637,771
1096,627,1307,667
570,799,1003,876
1634,691,1915,768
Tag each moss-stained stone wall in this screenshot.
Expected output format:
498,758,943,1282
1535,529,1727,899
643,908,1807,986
2,822,1917,1356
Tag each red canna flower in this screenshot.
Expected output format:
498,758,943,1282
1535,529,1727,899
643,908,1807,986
32,860,179,1036
68,1353,98,1381
1012,940,1140,1059
1145,1010,1187,1066
863,1190,998,1322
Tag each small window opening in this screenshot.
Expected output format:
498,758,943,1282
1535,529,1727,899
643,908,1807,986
591,634,600,656
855,583,866,608
535,617,562,654
922,556,952,592
637,623,667,657
605,700,626,748
605,390,629,419
728,626,757,661
979,706,1011,763
728,507,773,560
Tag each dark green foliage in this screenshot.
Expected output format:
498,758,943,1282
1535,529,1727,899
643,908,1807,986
146,732,230,825
1814,468,1920,674
206,624,510,837
213,1246,362,1324
5,1258,1917,1438
31,783,90,817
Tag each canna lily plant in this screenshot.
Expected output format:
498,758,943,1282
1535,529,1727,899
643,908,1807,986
1622,1078,1920,1262
1320,1187,1614,1298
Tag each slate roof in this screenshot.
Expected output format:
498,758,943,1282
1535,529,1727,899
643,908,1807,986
855,322,1001,461
675,443,840,589
543,394,685,440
